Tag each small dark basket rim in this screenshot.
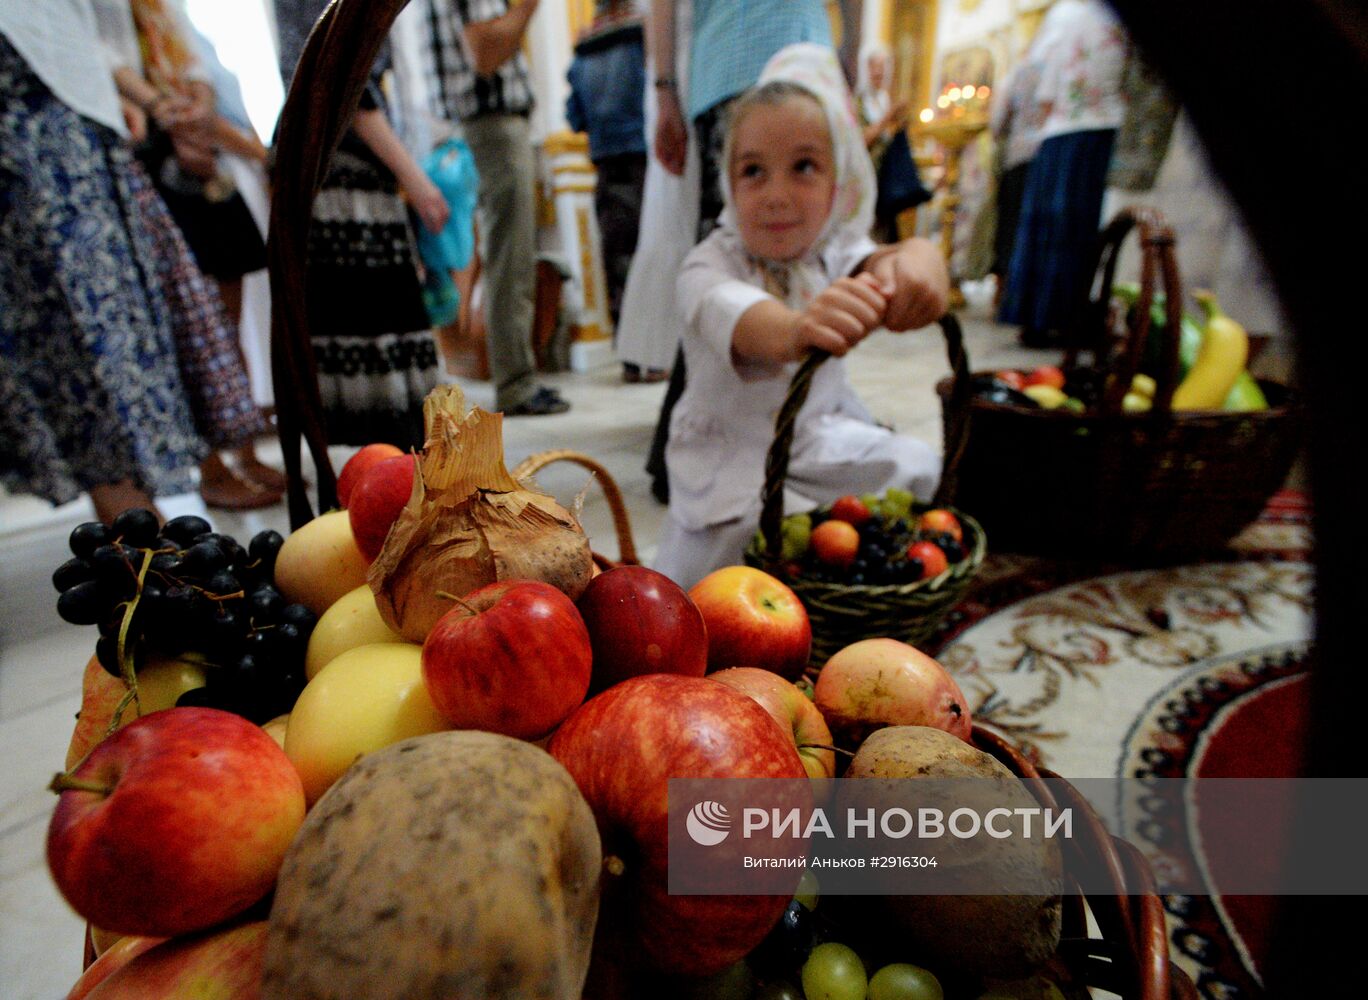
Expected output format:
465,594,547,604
935,371,1301,424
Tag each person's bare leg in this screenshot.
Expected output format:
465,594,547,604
90,480,161,525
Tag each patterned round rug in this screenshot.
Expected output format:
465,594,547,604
927,492,1313,998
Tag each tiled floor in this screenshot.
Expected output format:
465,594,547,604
0,299,1294,997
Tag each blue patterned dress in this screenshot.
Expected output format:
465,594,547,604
1,34,208,505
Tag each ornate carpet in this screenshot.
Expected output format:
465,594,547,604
926,492,1313,999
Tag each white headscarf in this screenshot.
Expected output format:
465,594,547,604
717,43,877,307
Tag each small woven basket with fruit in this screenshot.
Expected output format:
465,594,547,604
935,207,1303,559
746,314,985,666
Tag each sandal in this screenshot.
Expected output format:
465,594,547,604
236,456,288,492
200,454,283,510
504,386,571,416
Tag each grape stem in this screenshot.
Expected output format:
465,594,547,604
51,549,154,792
110,548,155,729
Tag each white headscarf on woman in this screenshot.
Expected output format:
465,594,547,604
716,42,877,311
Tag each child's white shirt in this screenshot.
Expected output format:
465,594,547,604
666,224,909,536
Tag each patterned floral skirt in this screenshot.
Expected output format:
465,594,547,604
0,37,266,506
0,36,210,504
306,145,439,451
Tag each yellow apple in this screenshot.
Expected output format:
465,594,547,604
304,584,401,679
284,642,447,805
273,510,370,617
261,714,289,751
135,654,208,712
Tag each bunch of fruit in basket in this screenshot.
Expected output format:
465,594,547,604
973,288,1269,416
46,386,1069,1000
772,488,968,585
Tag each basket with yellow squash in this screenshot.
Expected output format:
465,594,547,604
935,207,1303,558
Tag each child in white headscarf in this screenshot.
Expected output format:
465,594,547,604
652,43,948,590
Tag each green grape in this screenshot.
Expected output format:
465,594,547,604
867,962,944,1000
780,513,813,560
882,486,916,520
800,941,866,1000
860,493,883,518
794,868,820,910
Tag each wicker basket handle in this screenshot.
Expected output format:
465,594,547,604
1067,206,1186,416
511,450,640,566
759,314,971,562
269,0,410,528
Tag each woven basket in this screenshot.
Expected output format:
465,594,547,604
936,207,1304,558
510,449,641,572
744,315,985,666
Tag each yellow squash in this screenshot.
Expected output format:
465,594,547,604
1172,291,1248,410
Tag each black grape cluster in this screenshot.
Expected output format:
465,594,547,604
52,509,316,724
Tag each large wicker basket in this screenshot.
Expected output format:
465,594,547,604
744,315,985,666
497,452,1194,1000
935,207,1304,559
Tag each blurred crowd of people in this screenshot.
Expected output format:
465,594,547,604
12,1,1112,549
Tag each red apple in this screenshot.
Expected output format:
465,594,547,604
828,495,872,527
994,370,1027,391
710,667,836,780
47,708,306,938
66,934,163,1000
576,565,709,694
813,638,972,748
1024,364,1066,390
906,540,949,579
917,508,963,543
347,453,417,562
69,920,266,999
547,675,807,976
336,442,403,508
65,655,126,771
689,567,811,679
422,579,592,740
811,520,860,570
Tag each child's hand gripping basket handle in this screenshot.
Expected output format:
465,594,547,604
758,314,973,562
1067,206,1186,416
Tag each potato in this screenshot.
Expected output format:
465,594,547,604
261,731,602,999
841,726,1062,981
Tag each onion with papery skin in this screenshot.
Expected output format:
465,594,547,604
368,386,594,642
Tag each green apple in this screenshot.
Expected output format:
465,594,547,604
284,642,447,805
304,584,402,679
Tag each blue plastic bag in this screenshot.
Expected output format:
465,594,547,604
416,137,480,325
